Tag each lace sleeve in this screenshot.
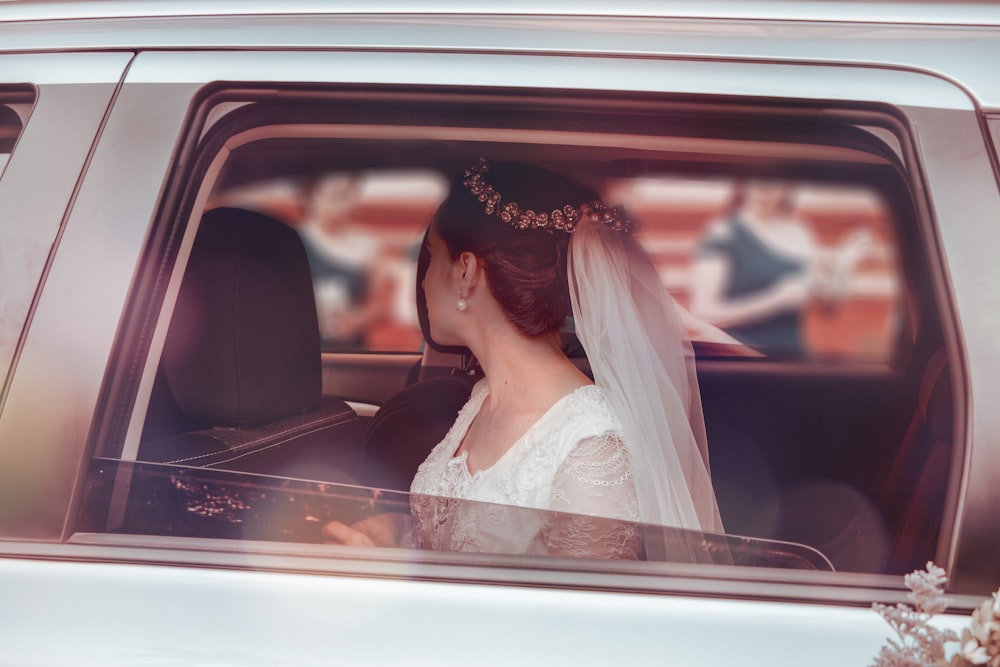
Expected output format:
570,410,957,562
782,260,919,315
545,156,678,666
543,433,640,560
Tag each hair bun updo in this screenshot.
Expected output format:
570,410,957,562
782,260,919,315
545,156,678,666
431,162,600,338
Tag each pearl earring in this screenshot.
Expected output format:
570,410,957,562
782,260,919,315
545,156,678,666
456,290,467,312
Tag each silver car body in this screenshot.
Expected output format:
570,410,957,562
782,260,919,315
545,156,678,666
1,2,998,664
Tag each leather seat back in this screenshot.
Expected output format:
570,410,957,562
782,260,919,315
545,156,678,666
139,207,364,484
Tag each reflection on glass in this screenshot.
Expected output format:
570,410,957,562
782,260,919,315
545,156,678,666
79,458,832,571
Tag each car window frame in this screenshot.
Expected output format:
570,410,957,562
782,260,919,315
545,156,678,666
77,79,970,595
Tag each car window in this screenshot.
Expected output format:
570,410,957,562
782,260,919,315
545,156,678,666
82,93,954,582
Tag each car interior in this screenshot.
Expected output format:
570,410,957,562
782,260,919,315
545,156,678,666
80,95,956,577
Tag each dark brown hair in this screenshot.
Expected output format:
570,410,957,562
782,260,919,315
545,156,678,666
434,162,599,338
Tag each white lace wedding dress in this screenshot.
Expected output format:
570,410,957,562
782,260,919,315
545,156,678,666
409,380,640,559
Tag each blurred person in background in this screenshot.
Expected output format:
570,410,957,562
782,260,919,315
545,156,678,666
298,172,394,349
690,180,872,356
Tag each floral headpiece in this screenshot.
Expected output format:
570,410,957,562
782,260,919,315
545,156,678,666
462,158,635,234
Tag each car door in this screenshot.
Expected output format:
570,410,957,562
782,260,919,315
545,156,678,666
1,43,995,665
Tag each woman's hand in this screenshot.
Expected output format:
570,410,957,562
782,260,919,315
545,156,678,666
323,513,412,548
323,520,378,547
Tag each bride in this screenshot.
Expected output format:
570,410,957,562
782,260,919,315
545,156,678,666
324,159,723,557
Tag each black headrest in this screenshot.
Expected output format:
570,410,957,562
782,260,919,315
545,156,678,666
162,207,322,426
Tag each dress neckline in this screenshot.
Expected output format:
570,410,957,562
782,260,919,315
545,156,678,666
449,382,596,478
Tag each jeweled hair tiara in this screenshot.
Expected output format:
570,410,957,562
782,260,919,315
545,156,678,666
462,158,635,234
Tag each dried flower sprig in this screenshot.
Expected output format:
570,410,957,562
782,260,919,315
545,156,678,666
870,562,960,667
870,563,1000,667
954,590,1000,666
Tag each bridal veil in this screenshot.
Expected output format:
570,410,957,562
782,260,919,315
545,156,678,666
569,215,724,533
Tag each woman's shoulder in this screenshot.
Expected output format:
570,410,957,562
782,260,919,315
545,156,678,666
556,384,622,437
503,384,620,466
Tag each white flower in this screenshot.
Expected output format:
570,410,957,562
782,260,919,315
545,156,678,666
962,639,990,665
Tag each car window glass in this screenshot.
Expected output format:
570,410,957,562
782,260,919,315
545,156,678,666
78,458,832,571
86,102,952,582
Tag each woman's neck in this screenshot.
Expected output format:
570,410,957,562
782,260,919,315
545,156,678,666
468,325,590,411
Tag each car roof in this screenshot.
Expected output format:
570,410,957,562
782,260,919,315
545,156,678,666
5,1,1000,110
2,0,1000,26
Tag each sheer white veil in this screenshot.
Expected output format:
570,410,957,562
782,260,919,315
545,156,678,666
569,216,724,533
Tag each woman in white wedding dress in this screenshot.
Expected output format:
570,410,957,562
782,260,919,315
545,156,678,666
325,160,722,558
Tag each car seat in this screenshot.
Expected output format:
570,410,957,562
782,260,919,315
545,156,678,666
138,207,364,483
361,375,474,491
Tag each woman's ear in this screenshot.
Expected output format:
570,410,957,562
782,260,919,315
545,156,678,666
456,251,481,292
